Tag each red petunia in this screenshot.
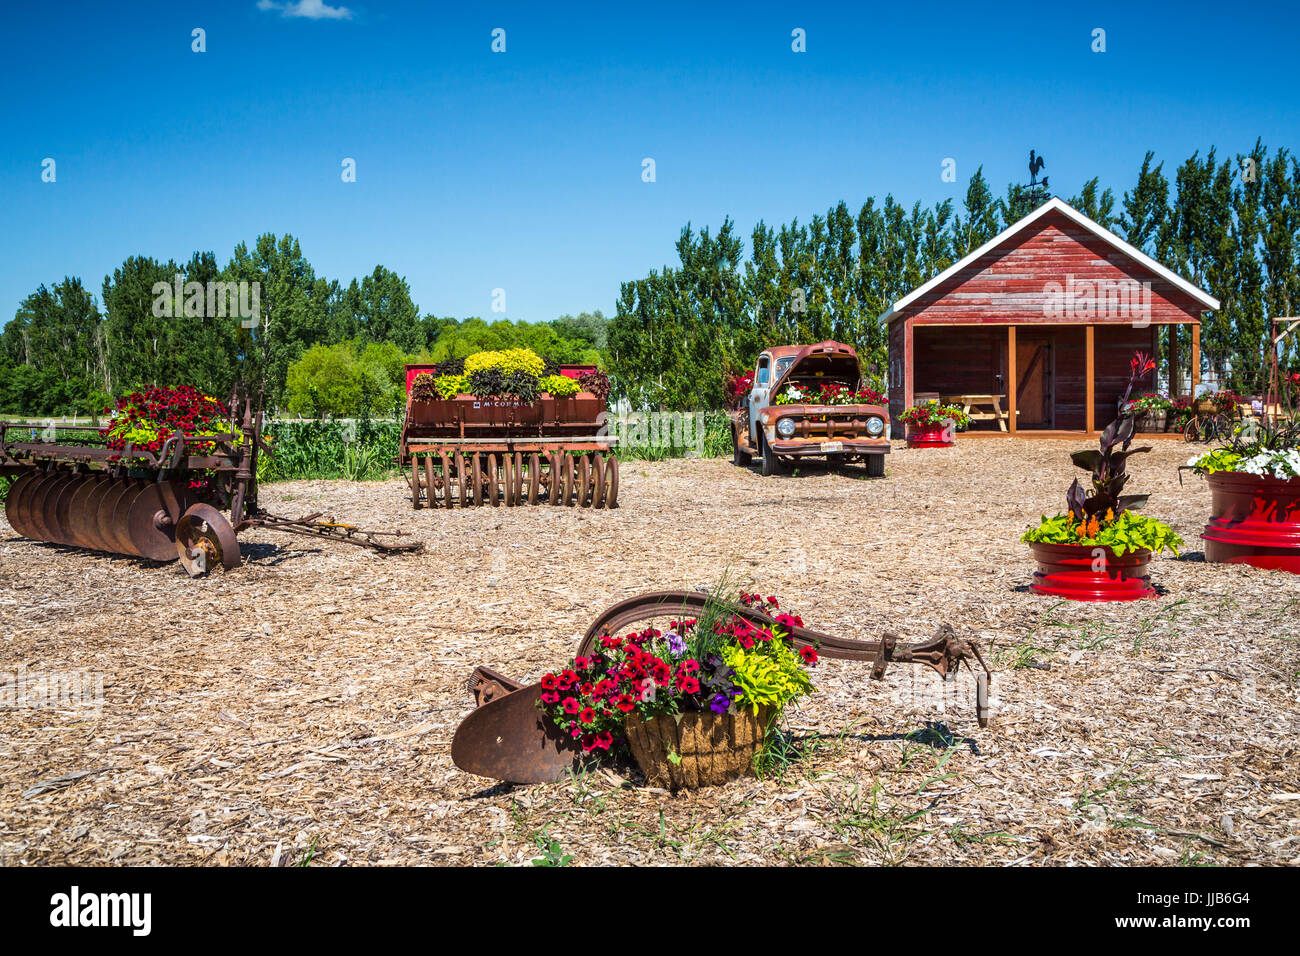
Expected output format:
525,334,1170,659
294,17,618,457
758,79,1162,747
563,697,580,714
541,673,558,690
540,691,560,704
676,675,700,694
614,694,635,713
579,707,596,724
681,659,699,674
799,646,819,666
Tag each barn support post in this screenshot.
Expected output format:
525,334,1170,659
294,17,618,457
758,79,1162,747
1168,324,1180,398
1191,322,1201,396
1007,325,1017,435
904,317,914,413
1085,325,1095,434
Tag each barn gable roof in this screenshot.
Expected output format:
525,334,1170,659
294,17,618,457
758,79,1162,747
877,196,1221,324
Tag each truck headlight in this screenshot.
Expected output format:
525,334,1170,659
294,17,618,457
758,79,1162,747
866,416,885,437
776,418,797,438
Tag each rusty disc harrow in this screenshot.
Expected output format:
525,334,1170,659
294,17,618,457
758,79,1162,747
2,470,201,562
410,451,618,509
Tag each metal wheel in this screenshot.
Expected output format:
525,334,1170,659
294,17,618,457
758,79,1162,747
561,454,575,507
512,452,524,505
176,503,241,576
577,454,591,507
604,455,618,508
503,453,515,506
453,452,468,508
411,458,423,509
592,453,606,508
550,452,564,505
1183,417,1199,443
485,454,499,506
420,456,435,508
527,453,540,505
471,454,483,506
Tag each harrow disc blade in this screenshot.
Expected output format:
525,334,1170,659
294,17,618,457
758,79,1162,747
175,503,241,576
49,474,94,546
4,472,39,538
72,477,117,553
30,473,76,544
96,478,141,557
125,481,186,561
440,453,454,510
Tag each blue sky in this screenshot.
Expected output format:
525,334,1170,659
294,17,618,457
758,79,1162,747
2,0,1297,325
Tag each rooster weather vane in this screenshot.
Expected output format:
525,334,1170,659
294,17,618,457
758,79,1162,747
1028,150,1050,204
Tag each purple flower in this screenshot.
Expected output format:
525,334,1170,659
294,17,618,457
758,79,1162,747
666,632,686,657
709,693,731,714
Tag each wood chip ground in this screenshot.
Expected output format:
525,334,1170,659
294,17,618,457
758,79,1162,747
1,439,1297,866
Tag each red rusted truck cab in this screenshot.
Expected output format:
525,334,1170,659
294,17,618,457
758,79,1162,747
729,341,890,477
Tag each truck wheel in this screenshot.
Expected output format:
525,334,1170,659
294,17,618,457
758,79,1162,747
759,435,782,476
732,428,752,467
865,454,885,478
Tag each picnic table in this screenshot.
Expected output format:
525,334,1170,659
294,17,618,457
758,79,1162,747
941,393,1015,431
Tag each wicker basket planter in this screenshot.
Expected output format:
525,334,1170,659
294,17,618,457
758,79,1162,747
1132,409,1166,433
625,706,774,790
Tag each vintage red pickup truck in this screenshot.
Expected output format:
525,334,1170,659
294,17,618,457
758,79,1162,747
729,340,890,477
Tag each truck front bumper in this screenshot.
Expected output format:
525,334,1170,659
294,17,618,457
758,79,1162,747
767,439,890,457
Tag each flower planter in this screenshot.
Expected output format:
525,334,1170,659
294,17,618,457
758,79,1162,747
1133,409,1166,433
625,706,773,790
907,425,954,448
1202,472,1300,573
1028,542,1156,601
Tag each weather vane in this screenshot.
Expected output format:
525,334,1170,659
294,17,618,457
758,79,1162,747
1028,150,1050,204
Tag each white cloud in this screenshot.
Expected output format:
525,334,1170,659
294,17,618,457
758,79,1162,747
257,0,354,20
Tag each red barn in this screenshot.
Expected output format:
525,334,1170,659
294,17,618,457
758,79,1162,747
881,197,1220,435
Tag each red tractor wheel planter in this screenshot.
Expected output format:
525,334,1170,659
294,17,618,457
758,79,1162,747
1028,542,1157,601
451,590,992,786
907,425,955,448
1202,472,1300,573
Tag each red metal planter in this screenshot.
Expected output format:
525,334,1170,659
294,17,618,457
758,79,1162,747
907,425,954,448
1202,472,1300,573
1029,542,1157,601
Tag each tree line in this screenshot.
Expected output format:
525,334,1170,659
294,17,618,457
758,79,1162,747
608,142,1299,411
0,232,607,417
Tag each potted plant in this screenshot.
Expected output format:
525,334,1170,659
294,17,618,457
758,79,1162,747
535,591,818,789
1021,352,1183,600
1186,418,1300,572
1126,392,1172,433
1170,395,1194,432
900,401,971,447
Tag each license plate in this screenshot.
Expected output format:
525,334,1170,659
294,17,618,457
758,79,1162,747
820,441,843,453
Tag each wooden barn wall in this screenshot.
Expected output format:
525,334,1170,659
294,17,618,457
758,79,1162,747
912,325,1003,402
1093,324,1158,426
900,210,1206,327
911,324,1091,430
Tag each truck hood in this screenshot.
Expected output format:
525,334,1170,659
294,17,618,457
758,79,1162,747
768,341,863,396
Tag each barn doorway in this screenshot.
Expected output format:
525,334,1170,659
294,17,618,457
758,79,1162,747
1015,332,1055,428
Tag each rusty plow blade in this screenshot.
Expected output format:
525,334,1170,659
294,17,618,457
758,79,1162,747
451,590,994,786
